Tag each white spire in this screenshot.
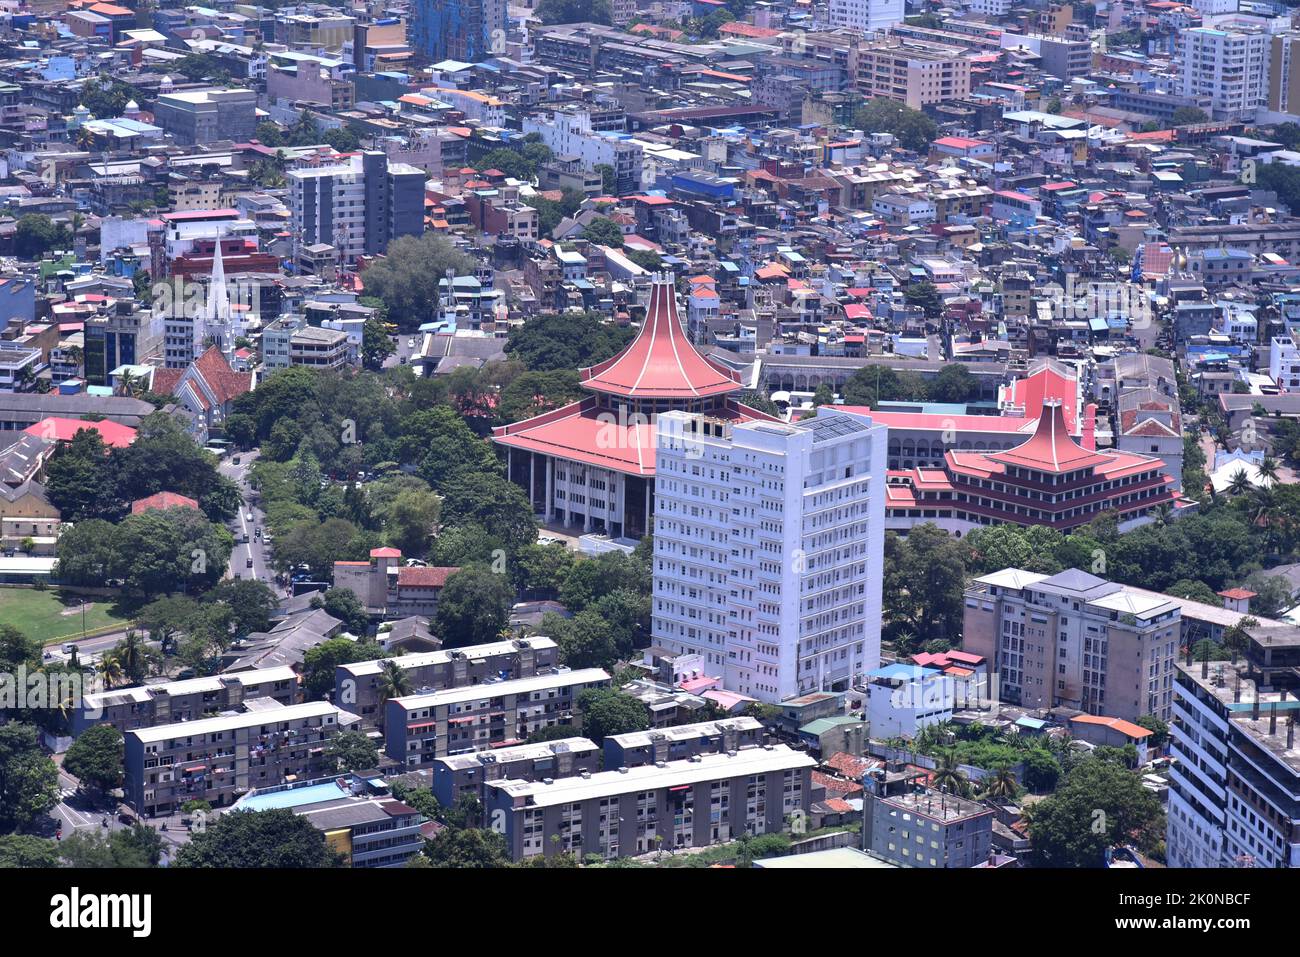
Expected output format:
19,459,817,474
199,237,233,359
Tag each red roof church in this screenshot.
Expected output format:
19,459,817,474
492,274,779,540
883,399,1180,535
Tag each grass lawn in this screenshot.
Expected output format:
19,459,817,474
0,587,131,644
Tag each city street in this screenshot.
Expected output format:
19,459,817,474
218,450,283,596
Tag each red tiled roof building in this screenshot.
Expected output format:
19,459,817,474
884,399,1179,535
492,274,779,539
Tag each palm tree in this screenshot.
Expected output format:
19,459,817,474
113,630,148,684
932,748,970,796
376,659,412,709
982,763,1018,801
1226,468,1254,497
1257,456,1280,484
97,650,124,690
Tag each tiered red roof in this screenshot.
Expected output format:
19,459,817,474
131,492,200,514
493,275,778,475
579,277,741,399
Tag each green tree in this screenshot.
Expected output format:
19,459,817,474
504,311,635,373
174,809,344,868
383,487,442,557
594,163,616,194
1027,757,1164,866
203,579,278,639
361,313,395,371
301,635,385,700
581,216,624,248
417,827,511,867
326,730,380,772
0,723,60,831
434,565,514,647
14,214,72,259
355,233,477,329
1171,106,1210,126
310,587,370,635
1021,748,1062,792
0,834,59,868
1134,715,1170,749
536,0,612,25
851,98,938,152
578,688,650,742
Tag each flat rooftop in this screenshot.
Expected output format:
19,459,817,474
436,737,598,770
605,716,763,749
390,667,609,710
1179,661,1300,772
341,636,558,679
489,745,816,808
130,700,345,743
880,788,993,824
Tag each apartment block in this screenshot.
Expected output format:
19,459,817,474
1168,659,1300,868
849,37,971,110
864,786,994,868
963,568,1180,722
1270,33,1300,115
603,717,766,769
288,152,425,264
383,668,610,768
829,0,904,34
431,737,601,806
652,408,887,703
74,666,299,737
410,0,505,63
486,744,817,861
335,636,560,726
521,109,642,194
1176,26,1270,121
124,701,358,817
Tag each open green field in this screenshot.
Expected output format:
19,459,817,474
0,588,131,644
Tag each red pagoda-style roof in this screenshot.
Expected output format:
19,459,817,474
985,400,1111,474
579,275,742,400
493,395,779,477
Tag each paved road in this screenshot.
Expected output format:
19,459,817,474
218,450,283,596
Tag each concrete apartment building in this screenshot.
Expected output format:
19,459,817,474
152,89,258,145
602,717,766,770
288,151,425,264
864,786,995,868
486,744,817,861
1269,32,1300,115
829,0,904,33
963,568,1180,722
431,737,601,806
74,666,299,737
849,37,971,110
124,701,358,817
652,408,887,703
1176,26,1270,121
335,636,560,726
1167,658,1299,868
521,108,643,194
383,667,610,768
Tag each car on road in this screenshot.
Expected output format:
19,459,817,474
232,456,241,465
246,558,254,568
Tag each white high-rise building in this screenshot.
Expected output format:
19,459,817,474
1176,25,1270,121
1167,658,1300,868
652,408,887,703
830,0,904,34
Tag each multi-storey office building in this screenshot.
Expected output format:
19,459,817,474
602,717,766,770
124,701,357,817
1168,660,1299,868
335,636,560,726
653,407,887,703
963,568,1180,722
431,737,601,806
74,666,299,737
383,668,610,768
486,744,817,861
